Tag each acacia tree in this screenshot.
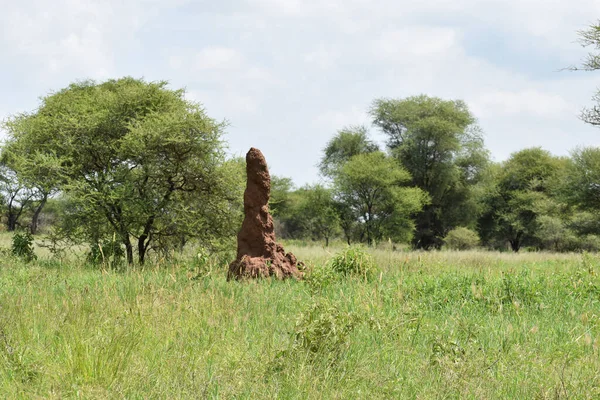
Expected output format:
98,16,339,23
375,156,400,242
1,142,61,234
319,125,379,179
478,148,563,252
370,95,489,249
318,126,380,242
296,184,340,246
4,77,235,265
572,21,600,126
0,165,35,231
334,152,427,245
564,147,600,212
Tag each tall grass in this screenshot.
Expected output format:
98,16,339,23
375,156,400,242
0,241,599,398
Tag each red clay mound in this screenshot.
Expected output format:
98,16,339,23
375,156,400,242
227,148,303,280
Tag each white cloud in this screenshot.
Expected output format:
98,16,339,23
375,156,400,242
316,107,369,131
195,47,244,71
2,0,600,185
304,45,339,70
375,27,460,59
187,90,259,116
471,90,574,119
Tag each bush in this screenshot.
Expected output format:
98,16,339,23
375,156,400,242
12,231,37,262
577,235,600,252
303,261,337,292
329,246,375,278
443,227,480,250
292,299,361,359
86,238,125,269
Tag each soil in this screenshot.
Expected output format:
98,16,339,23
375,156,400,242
227,148,303,280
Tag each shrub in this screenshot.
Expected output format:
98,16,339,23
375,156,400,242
577,235,600,252
443,227,480,250
303,261,337,292
292,300,361,358
11,231,37,262
86,238,125,269
329,246,375,278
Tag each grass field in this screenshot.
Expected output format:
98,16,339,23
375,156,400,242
1,240,599,399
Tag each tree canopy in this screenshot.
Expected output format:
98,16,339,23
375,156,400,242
370,95,489,249
319,125,379,179
574,21,600,126
334,151,427,245
3,77,240,264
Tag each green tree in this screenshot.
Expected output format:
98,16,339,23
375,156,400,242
571,21,600,126
334,152,427,245
1,141,61,234
535,215,577,252
479,148,563,252
370,95,489,249
564,147,600,211
0,164,34,231
319,125,379,179
269,175,295,217
296,184,340,246
333,199,358,245
3,77,235,265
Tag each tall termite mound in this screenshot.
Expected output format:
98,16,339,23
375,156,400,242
227,147,303,280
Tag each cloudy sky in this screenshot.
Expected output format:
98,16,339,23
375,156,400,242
1,0,600,185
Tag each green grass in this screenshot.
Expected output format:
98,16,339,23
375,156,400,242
0,241,599,398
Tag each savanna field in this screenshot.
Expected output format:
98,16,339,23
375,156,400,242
1,235,599,399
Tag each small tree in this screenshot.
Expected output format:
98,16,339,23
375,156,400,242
319,125,379,179
443,227,480,250
334,152,427,246
0,165,35,231
298,184,340,246
478,148,563,252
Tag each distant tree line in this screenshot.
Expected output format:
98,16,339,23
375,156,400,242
269,96,600,252
267,21,600,252
1,22,599,261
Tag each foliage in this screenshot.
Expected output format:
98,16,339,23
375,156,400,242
318,125,379,179
269,175,294,217
290,299,361,362
0,166,30,232
564,147,600,212
86,235,125,269
303,261,337,292
443,227,480,250
334,152,427,245
479,148,564,252
572,21,600,126
3,78,238,265
329,246,376,278
370,95,490,249
295,185,340,246
11,231,37,262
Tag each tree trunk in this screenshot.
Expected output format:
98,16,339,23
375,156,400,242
7,213,17,231
30,194,48,235
138,236,149,265
325,236,329,247
509,240,520,252
124,236,134,265
137,215,156,265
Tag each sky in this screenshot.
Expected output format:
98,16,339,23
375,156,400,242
1,0,600,186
